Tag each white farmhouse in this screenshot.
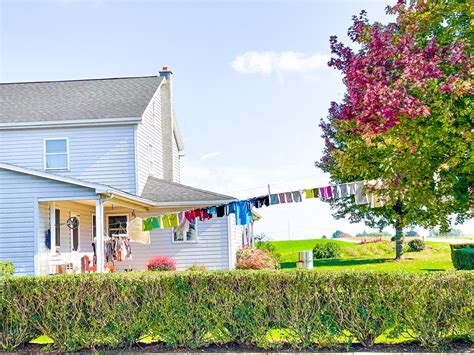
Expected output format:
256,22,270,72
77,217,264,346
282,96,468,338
0,68,255,276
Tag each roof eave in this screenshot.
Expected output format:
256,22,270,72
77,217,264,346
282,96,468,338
0,117,142,130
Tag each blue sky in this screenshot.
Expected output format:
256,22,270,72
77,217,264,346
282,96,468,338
1,0,472,239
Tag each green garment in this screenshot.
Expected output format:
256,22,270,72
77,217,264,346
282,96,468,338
142,218,153,231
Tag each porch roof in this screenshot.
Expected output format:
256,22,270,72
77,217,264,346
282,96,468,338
0,162,237,211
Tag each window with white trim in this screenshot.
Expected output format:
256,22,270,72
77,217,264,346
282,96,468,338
148,144,154,176
152,102,156,126
173,220,198,242
44,138,69,170
108,215,128,237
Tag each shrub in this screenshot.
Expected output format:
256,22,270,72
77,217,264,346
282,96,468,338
407,239,425,252
147,256,176,271
186,264,206,272
0,272,472,352
451,248,474,270
312,241,341,259
255,241,281,262
236,247,278,270
450,243,474,270
0,261,14,277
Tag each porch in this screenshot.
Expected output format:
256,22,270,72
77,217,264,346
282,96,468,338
36,193,244,275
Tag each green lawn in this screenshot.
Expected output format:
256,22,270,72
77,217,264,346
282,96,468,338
269,239,454,272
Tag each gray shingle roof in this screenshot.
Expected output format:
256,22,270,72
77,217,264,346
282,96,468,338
141,176,236,203
0,76,164,123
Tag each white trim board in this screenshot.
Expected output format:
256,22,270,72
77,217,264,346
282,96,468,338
0,117,142,130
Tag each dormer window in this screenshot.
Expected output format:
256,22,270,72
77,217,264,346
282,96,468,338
44,138,69,170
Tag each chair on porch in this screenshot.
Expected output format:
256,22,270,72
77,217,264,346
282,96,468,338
81,255,97,273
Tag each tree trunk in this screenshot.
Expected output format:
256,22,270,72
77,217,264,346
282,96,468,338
394,225,404,260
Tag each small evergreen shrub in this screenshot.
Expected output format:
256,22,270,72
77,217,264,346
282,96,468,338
236,247,278,270
452,248,474,270
312,241,341,259
147,256,176,271
450,243,474,270
407,239,425,252
0,261,14,277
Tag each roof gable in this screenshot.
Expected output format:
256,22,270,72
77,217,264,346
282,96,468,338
0,76,164,124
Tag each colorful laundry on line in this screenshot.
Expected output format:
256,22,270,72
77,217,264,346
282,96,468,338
141,180,374,231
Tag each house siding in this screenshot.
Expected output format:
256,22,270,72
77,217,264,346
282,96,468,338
0,125,137,194
136,89,163,194
0,168,96,276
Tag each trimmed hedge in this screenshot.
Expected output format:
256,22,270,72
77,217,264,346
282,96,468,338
452,248,474,270
0,271,473,351
450,243,474,270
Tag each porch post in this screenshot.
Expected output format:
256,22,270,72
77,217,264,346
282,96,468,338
95,198,105,272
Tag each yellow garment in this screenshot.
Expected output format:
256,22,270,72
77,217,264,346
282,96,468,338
128,217,151,245
168,213,179,228
304,189,315,199
162,213,179,229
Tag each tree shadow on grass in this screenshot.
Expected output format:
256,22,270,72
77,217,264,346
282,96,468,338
419,268,448,272
280,257,390,269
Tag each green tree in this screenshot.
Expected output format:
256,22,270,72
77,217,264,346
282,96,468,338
318,1,472,259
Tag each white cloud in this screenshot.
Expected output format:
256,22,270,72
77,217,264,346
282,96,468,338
200,152,221,160
231,51,330,76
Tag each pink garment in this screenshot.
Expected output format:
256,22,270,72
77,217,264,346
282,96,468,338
185,211,196,223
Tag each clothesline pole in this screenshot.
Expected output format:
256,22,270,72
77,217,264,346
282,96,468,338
267,184,271,196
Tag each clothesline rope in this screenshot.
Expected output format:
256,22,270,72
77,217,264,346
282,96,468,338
139,179,378,231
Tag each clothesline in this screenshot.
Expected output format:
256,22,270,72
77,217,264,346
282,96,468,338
140,179,382,232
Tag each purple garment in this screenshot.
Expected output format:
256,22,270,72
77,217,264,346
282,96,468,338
319,187,326,200
326,186,333,199
285,192,294,203
279,193,286,203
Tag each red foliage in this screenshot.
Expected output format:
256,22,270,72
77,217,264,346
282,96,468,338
147,256,176,271
325,9,470,135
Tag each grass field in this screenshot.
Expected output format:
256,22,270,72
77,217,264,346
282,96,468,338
269,238,455,272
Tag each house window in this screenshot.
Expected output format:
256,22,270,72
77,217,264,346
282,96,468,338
148,144,154,176
55,209,61,247
44,138,69,170
108,215,128,237
173,220,198,242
